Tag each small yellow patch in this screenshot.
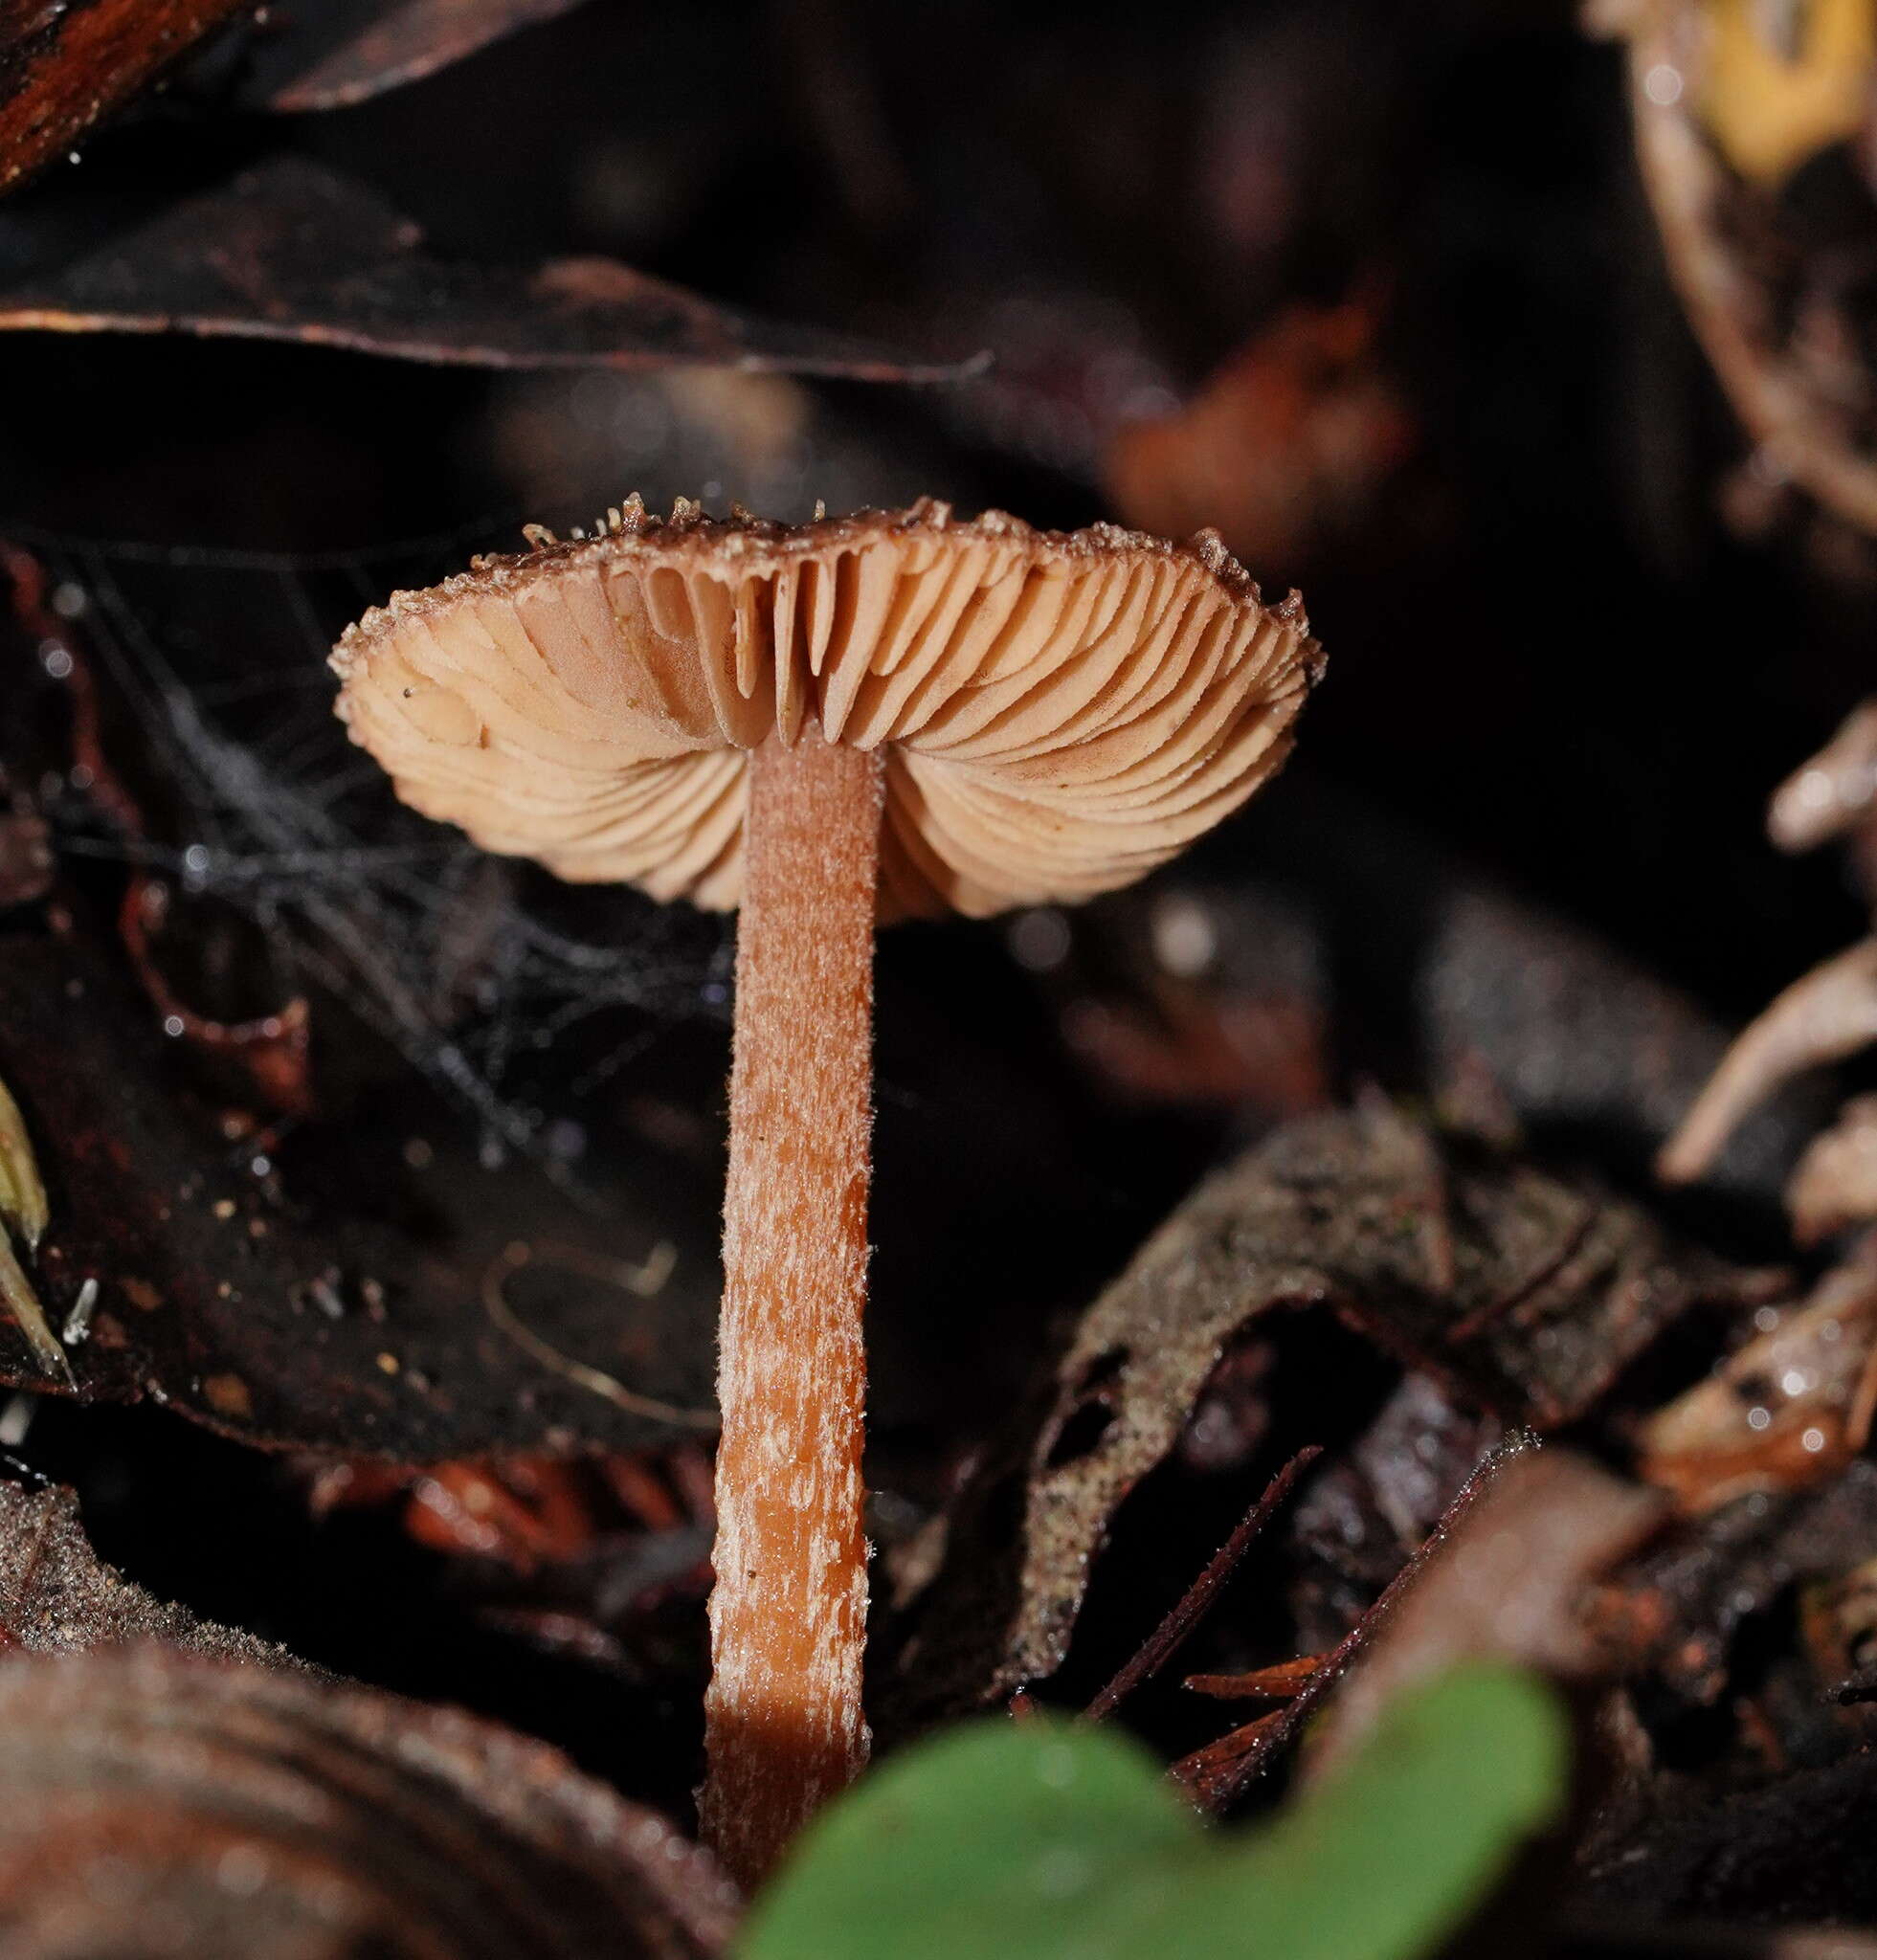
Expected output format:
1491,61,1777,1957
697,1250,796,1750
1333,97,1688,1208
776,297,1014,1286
1698,0,1876,187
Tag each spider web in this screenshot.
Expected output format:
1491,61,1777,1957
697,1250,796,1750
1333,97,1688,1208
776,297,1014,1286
23,520,732,1194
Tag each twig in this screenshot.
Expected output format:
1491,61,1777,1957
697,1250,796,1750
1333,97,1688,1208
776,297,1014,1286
1170,1430,1538,1810
1084,1444,1323,1723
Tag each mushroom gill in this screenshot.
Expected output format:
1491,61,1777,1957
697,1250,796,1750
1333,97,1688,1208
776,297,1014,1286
332,498,1319,921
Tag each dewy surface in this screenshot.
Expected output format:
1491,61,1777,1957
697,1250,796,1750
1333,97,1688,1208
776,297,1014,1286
331,500,1322,921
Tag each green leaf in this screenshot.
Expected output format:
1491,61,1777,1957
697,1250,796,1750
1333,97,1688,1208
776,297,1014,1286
737,1663,1568,1960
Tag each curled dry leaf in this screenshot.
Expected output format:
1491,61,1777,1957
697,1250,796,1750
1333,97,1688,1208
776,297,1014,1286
0,1648,735,1958
887,1102,1773,1722
0,1475,733,1951
0,1475,288,1666
243,0,592,112
1639,1237,1877,1512
0,157,973,381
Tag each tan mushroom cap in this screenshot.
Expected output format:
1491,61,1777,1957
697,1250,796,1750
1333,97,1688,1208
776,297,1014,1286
331,498,1323,922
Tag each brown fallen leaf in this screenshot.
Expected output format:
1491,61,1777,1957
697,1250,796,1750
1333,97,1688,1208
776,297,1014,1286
0,928,724,1458
886,1102,1774,1723
0,0,255,199
0,1473,734,1951
1599,1459,1877,1706
243,0,592,112
0,1647,734,1956
0,156,976,380
1639,1236,1877,1512
1106,294,1416,575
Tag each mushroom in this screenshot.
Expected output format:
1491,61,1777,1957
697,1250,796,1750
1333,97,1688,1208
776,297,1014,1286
330,497,1322,1883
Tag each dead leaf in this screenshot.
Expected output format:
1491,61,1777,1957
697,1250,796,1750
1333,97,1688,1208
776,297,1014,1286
0,0,254,199
1106,295,1416,574
0,1472,732,1949
887,1102,1773,1721
0,1474,293,1666
1640,1237,1877,1511
1601,1459,1877,1704
0,156,977,380
1580,1732,1877,1925
243,0,592,112
0,1645,734,1955
0,930,724,1458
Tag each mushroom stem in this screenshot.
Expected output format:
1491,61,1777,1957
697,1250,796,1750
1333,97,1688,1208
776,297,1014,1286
701,723,883,1887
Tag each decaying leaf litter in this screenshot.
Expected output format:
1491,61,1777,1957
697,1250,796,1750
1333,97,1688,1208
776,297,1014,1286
7,0,1877,1953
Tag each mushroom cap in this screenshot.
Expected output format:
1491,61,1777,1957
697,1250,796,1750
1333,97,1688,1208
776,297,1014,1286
331,499,1323,921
